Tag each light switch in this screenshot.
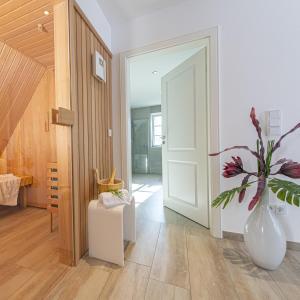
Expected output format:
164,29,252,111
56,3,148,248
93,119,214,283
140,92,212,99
266,110,281,137
269,110,281,127
108,129,113,137
269,126,281,136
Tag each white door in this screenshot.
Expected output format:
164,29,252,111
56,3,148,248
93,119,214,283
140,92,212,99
162,48,209,227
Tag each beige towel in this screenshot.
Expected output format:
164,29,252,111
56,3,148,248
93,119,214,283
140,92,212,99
0,174,21,206
98,189,131,209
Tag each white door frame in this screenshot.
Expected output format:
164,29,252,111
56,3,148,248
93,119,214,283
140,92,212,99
120,27,222,238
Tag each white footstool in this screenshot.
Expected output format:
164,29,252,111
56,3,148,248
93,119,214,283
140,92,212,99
88,197,136,266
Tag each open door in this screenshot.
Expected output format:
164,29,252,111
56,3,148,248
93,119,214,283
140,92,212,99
162,48,209,227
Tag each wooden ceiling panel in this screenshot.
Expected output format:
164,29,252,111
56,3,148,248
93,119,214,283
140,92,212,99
0,0,34,17
0,0,52,25
0,0,55,67
8,23,54,48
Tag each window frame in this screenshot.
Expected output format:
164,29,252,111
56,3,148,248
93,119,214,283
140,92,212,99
150,112,162,148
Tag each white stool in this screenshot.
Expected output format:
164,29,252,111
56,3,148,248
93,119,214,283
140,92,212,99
88,197,136,266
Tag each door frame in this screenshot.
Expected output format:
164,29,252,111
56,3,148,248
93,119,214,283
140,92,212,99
120,27,222,238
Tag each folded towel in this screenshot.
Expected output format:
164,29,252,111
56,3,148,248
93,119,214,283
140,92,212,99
0,174,14,179
0,174,21,206
99,189,131,209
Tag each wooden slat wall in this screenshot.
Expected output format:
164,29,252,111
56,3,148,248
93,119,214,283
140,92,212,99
72,8,113,256
0,41,46,154
1,69,57,208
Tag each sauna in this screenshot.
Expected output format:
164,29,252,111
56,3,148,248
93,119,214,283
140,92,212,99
0,1,63,278
0,0,113,281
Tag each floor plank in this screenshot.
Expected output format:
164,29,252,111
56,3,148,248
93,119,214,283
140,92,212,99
187,231,239,299
125,218,160,266
16,233,60,271
99,261,150,299
150,224,190,290
0,207,66,300
145,279,190,300
9,262,68,300
268,249,300,300
45,258,110,300
0,264,34,300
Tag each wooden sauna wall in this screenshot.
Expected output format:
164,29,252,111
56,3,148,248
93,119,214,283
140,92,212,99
0,41,46,154
1,68,57,208
72,7,113,255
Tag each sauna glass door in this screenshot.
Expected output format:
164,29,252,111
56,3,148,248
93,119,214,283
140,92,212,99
132,118,149,174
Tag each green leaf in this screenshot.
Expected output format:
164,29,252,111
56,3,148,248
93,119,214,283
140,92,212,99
212,183,252,209
293,196,300,207
268,178,300,207
286,192,293,205
108,189,123,199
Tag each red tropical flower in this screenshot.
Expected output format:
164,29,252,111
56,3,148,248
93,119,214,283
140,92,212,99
250,107,265,159
223,156,243,178
277,161,300,179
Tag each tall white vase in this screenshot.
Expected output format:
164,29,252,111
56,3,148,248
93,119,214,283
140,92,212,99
244,188,286,270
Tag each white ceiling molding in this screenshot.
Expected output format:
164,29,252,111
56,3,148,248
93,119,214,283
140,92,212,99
97,0,189,26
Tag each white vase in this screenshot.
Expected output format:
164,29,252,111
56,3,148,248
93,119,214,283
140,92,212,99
244,188,286,270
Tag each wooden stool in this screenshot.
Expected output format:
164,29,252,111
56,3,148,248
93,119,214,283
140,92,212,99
88,198,136,266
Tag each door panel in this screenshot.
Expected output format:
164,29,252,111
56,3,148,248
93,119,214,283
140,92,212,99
168,161,197,206
167,66,196,150
162,47,209,227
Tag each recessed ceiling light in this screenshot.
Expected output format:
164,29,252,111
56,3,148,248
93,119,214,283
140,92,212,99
152,70,159,75
44,10,49,16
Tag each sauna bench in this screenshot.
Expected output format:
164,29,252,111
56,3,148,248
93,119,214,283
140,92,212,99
17,175,33,208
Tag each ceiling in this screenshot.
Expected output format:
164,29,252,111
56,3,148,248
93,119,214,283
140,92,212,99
129,40,205,108
97,0,188,25
0,0,55,67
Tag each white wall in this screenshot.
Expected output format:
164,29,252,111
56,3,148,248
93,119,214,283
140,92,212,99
111,0,300,242
75,0,112,50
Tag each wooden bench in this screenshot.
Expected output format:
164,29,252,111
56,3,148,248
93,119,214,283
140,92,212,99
17,175,33,208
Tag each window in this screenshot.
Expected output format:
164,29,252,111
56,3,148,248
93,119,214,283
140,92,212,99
151,113,162,147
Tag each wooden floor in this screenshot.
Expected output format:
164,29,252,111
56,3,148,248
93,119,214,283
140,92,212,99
0,206,69,300
1,176,300,299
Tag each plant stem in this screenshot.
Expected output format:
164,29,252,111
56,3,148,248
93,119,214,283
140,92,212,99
265,140,275,177
257,139,261,175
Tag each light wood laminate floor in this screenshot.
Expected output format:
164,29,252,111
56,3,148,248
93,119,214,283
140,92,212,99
2,175,300,299
0,206,69,300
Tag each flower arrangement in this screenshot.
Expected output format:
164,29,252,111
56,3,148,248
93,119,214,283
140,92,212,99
210,107,300,210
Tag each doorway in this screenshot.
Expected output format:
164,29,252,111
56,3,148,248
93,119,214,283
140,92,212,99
124,30,221,233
